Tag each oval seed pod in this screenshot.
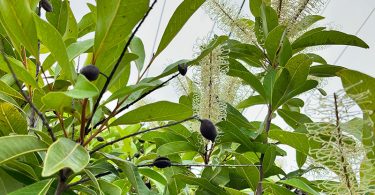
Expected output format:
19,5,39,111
80,65,100,81
199,119,217,142
178,64,188,76
153,157,171,168
134,153,140,158
96,136,104,142
40,0,53,12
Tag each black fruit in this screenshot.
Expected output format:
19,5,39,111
40,0,53,12
80,65,100,81
153,157,171,168
199,119,217,142
96,136,104,142
178,64,188,76
134,153,140,158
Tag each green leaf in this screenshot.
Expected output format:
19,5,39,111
263,145,276,173
42,92,73,113
93,0,148,66
227,60,266,99
8,179,54,195
0,57,38,88
0,80,23,100
101,153,153,195
296,151,307,168
42,138,89,177
155,0,205,57
284,54,312,91
174,174,228,195
269,130,321,155
0,135,48,164
138,168,167,185
0,0,38,57
129,37,145,72
236,95,266,109
67,39,94,61
291,15,324,32
78,12,96,37
309,64,345,77
277,109,312,130
157,141,197,156
249,0,262,17
232,153,259,191
65,74,99,99
265,25,287,64
111,101,193,125
292,30,369,50
278,178,319,195
46,0,68,35
98,180,122,195
263,182,295,195
260,3,278,37
0,103,27,136
33,15,75,81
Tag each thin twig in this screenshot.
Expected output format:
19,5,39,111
89,116,197,154
0,44,56,141
137,163,262,168
67,171,113,188
84,0,158,135
88,73,180,135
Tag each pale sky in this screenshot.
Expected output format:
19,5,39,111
69,0,375,173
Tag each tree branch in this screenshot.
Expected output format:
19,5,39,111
89,116,197,155
0,43,56,141
87,73,180,134
84,0,158,135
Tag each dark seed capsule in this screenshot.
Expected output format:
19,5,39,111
145,181,151,189
199,119,217,142
40,0,53,12
80,65,100,81
177,64,188,76
96,136,104,142
153,157,171,168
134,153,140,158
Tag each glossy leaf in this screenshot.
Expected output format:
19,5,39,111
157,141,197,156
42,138,89,177
8,179,54,195
0,103,27,136
0,135,48,164
34,15,75,81
111,101,193,125
309,64,345,77
278,178,319,195
155,0,205,57
42,92,73,113
93,0,148,66
65,74,99,99
292,30,369,50
0,57,38,88
174,174,228,195
129,37,145,72
0,0,38,57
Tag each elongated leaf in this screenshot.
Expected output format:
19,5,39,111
42,138,89,177
101,153,152,195
139,168,167,185
278,178,319,195
232,153,259,191
98,180,122,195
292,30,369,49
0,135,48,164
0,57,38,88
65,75,99,99
8,179,54,195
78,12,96,37
260,4,278,37
0,103,27,136
33,15,75,81
157,141,196,156
0,0,38,57
309,65,345,77
155,0,205,57
285,54,312,91
236,95,266,109
174,174,228,195
111,101,193,125
263,182,295,195
93,0,148,66
42,92,73,113
277,109,313,130
129,37,145,72
265,25,287,64
0,80,23,100
67,39,94,61
263,145,276,173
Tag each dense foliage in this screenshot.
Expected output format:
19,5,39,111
0,0,374,194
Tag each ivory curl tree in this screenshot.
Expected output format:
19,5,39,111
0,0,374,194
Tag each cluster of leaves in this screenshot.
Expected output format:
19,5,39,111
0,0,373,194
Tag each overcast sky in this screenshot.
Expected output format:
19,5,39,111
69,0,375,172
